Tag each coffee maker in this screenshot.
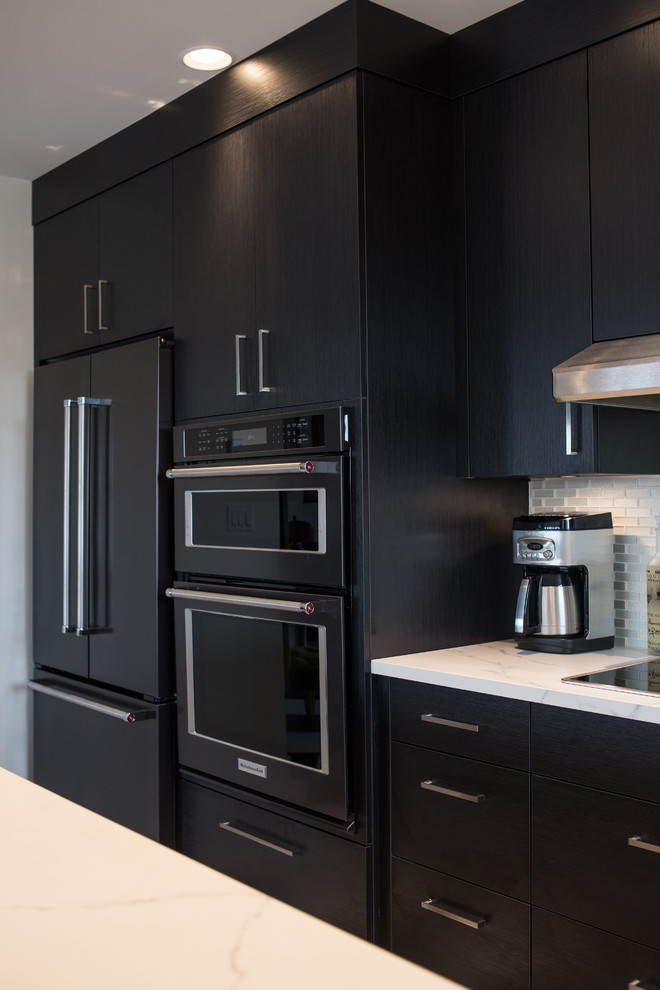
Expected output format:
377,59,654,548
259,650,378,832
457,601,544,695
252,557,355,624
513,512,614,653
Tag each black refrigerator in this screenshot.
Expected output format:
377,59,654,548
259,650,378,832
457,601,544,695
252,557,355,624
30,337,175,844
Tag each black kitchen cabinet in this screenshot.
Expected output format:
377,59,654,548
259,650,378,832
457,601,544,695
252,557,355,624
177,773,369,938
461,51,660,478
173,75,361,421
34,162,173,363
590,20,660,342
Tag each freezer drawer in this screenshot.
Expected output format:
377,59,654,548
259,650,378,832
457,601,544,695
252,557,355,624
29,677,175,845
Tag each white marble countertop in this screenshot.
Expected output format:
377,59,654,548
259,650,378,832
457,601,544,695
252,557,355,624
0,768,465,990
372,640,660,724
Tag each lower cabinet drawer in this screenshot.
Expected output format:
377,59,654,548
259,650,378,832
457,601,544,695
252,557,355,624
177,777,369,938
391,857,530,990
533,776,660,949
391,742,529,899
532,907,660,990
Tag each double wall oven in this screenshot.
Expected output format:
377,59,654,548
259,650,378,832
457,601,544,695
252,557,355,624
167,407,351,823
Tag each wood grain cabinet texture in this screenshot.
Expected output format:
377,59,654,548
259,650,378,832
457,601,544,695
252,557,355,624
33,162,173,364
386,680,531,990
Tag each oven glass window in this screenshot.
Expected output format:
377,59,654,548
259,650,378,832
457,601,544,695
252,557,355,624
186,610,328,772
186,488,325,553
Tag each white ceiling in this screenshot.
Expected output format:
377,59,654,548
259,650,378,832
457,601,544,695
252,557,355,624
0,0,522,182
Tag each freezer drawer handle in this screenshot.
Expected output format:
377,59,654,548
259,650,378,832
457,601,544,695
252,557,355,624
166,460,326,479
421,779,486,804
166,587,316,614
27,681,155,723
421,899,486,930
219,821,299,857
628,835,660,855
421,713,480,733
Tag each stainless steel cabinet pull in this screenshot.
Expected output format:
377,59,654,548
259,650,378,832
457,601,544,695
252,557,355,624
62,400,74,633
220,821,298,857
97,279,110,331
565,401,580,456
235,333,247,395
421,713,480,733
27,681,154,722
421,899,486,930
166,587,316,614
628,835,660,855
167,460,317,480
421,779,485,803
83,283,95,334
258,328,274,392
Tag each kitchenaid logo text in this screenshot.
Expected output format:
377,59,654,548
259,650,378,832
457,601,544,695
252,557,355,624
238,758,268,779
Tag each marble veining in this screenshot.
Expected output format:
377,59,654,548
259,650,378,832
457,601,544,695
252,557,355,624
0,769,465,990
372,640,660,723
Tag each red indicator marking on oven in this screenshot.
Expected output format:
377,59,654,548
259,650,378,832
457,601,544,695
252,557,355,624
304,602,315,614
127,713,136,723
304,461,314,473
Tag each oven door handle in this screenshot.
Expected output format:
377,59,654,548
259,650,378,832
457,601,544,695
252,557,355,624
166,460,338,479
166,587,318,614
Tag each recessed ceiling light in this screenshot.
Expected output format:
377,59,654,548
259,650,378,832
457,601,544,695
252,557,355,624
180,47,233,71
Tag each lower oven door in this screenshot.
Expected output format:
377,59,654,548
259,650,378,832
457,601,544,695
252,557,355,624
168,584,348,822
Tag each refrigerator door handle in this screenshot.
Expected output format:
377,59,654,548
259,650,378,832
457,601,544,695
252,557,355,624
62,399,76,633
76,397,112,636
27,680,155,722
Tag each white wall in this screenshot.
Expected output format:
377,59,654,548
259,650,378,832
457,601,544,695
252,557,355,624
529,476,660,650
0,175,32,776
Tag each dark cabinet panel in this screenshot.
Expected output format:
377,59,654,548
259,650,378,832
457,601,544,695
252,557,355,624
532,776,660,950
173,75,361,422
463,53,594,477
390,679,530,770
177,776,369,937
531,704,660,804
391,858,530,990
391,742,529,900
590,20,660,341
34,163,173,363
32,677,174,844
532,908,660,990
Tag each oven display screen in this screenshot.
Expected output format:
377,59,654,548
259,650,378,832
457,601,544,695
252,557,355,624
232,427,268,448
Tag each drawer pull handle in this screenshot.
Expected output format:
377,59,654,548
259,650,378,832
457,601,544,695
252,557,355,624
421,779,485,803
629,981,660,990
421,899,486,930
219,821,299,857
421,714,479,732
628,835,660,855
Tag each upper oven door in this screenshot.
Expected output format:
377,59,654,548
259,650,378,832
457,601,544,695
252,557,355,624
171,456,345,588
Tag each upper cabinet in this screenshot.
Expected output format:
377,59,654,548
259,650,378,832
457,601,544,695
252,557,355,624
589,20,660,342
34,162,173,364
173,76,362,421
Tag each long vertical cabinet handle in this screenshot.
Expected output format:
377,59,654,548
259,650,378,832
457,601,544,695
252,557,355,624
62,400,76,633
258,328,274,392
75,396,112,635
565,401,580,456
235,334,247,395
83,284,95,334
97,279,110,331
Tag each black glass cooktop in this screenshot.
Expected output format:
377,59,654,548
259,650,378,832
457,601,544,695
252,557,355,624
563,658,660,696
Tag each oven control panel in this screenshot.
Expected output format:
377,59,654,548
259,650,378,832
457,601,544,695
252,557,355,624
176,409,344,461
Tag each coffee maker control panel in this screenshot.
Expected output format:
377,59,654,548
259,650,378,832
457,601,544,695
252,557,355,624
516,537,556,562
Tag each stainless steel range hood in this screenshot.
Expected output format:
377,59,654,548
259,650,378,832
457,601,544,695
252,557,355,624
553,334,660,410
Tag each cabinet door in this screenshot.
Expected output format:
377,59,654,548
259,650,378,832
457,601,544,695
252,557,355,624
98,161,173,345
34,199,98,362
463,53,596,476
590,21,660,341
33,356,91,678
253,75,362,409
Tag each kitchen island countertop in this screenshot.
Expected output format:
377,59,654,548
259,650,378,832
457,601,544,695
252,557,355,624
372,640,660,724
0,767,465,990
